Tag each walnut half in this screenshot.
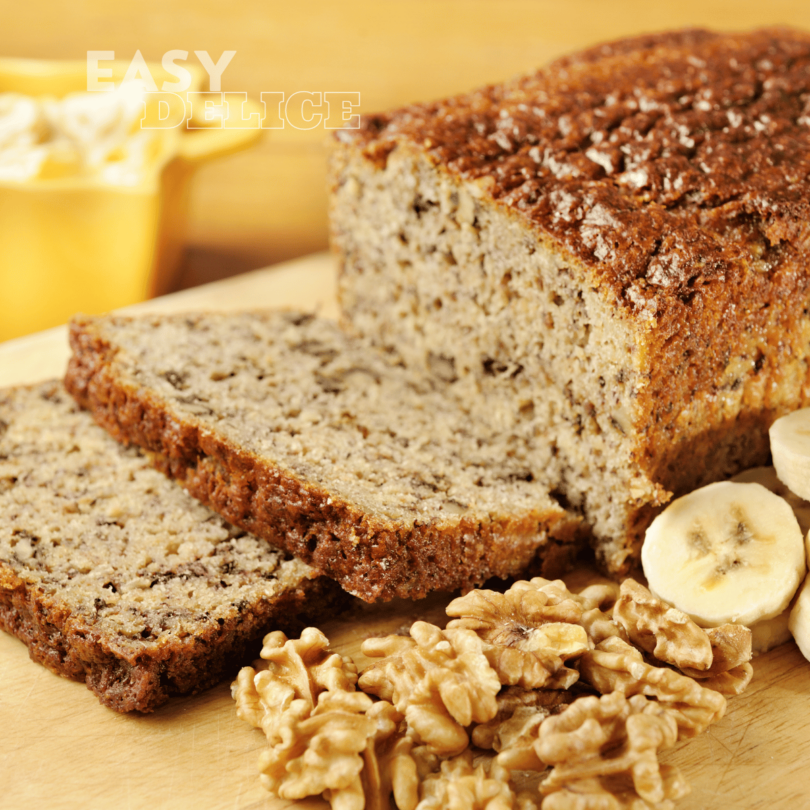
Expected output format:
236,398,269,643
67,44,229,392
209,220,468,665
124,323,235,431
234,628,417,810
473,687,575,774
535,691,689,809
258,689,377,805
613,580,753,695
613,579,714,671
446,580,589,690
578,637,727,739
231,626,358,745
360,621,501,757
415,749,536,810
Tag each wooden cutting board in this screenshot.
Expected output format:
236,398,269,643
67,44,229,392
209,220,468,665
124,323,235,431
1,253,809,810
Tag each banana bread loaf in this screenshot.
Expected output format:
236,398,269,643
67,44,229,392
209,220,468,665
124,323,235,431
0,381,340,713
65,311,584,602
329,26,810,573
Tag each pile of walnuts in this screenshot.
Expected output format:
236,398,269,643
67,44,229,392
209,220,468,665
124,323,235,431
232,577,753,810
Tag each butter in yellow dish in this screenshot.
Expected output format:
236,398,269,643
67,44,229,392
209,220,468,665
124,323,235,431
0,58,263,342
0,80,160,184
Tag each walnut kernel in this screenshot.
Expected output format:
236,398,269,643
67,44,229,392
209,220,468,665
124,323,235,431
446,582,588,689
578,637,727,738
613,579,714,671
415,749,532,810
231,626,358,745
258,689,377,804
360,621,501,756
536,692,688,809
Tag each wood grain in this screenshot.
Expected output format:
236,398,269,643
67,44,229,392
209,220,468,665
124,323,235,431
0,254,809,809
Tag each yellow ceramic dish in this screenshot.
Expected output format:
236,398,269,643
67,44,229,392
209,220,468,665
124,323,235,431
0,58,263,341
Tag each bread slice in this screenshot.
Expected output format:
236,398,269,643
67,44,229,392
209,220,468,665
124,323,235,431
0,381,340,713
329,27,810,574
65,311,584,603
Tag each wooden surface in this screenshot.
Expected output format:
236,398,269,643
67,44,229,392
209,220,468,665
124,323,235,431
2,1,810,298
1,253,810,809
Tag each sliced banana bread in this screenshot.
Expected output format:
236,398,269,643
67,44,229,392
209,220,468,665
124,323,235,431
65,311,584,603
329,27,810,573
0,381,339,713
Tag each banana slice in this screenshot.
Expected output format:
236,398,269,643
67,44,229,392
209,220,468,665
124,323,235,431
661,468,806,652
770,408,810,502
642,481,806,627
789,574,810,662
731,465,810,537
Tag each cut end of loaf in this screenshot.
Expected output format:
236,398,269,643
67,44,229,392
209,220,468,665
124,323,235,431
329,27,810,572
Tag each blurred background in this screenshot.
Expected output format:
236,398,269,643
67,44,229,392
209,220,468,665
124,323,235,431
1,0,809,340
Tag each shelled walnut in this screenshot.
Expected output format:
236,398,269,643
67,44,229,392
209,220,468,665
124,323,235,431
574,582,621,611
613,579,715,671
701,625,753,674
359,621,501,756
578,637,727,738
258,689,378,804
539,576,627,646
234,565,754,810
472,687,575,773
415,749,536,810
446,581,589,689
535,691,689,810
612,580,753,696
614,579,753,690
572,580,627,646
357,701,420,810
232,626,358,745
680,624,754,695
691,661,754,696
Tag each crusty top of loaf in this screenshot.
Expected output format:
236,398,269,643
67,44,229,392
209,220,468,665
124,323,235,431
339,27,810,315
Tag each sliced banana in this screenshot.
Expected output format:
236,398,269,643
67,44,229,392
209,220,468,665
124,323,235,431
734,467,810,610
642,481,806,627
732,465,810,537
789,574,810,663
770,408,810,502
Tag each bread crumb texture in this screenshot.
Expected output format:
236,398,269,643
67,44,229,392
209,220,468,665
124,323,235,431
0,381,329,712
66,311,583,602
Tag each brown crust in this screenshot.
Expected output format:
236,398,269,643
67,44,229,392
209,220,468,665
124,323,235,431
65,317,584,604
0,563,345,713
342,27,810,302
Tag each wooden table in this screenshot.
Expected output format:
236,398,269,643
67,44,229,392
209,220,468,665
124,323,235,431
1,253,809,809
